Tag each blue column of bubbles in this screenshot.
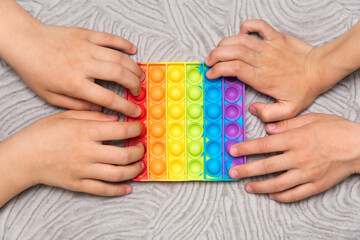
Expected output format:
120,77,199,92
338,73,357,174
203,67,224,180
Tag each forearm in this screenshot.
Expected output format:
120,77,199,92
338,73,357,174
0,0,42,60
0,138,35,208
314,21,360,93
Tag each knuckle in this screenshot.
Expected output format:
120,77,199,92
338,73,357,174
94,184,109,196
120,150,131,164
101,92,117,108
258,19,268,29
257,138,269,153
233,61,243,73
108,169,124,182
273,180,286,192
262,159,275,173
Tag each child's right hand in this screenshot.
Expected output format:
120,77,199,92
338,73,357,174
0,0,143,117
0,111,144,207
205,20,329,122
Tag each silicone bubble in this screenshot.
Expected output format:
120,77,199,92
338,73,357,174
206,104,221,119
188,123,203,138
170,141,184,157
139,123,147,138
150,160,166,176
225,86,240,102
225,122,241,139
187,68,201,83
206,123,221,139
187,104,202,119
206,87,221,102
187,86,202,101
150,104,164,120
188,160,202,175
151,142,165,156
206,140,221,157
150,85,164,101
150,123,165,139
170,160,183,175
132,87,146,101
150,68,164,83
206,159,222,176
169,86,184,101
169,123,183,138
225,104,241,120
188,140,203,156
225,140,238,155
169,68,183,83
169,104,184,120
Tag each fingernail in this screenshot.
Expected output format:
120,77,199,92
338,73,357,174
229,169,239,179
140,71,146,82
135,106,142,117
107,114,118,120
126,187,132,195
269,194,275,200
266,123,276,130
205,57,209,64
131,45,137,53
229,146,238,157
246,185,253,193
249,106,258,116
90,105,102,111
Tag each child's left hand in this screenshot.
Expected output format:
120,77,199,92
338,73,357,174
229,113,360,202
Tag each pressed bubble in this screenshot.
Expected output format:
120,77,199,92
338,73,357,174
188,123,203,138
225,160,233,173
206,104,221,119
188,160,202,175
150,160,166,176
132,87,146,101
169,86,184,101
187,68,201,83
170,160,184,175
150,86,164,101
150,105,164,120
187,104,202,119
170,141,184,156
225,86,240,102
206,87,221,101
225,122,241,139
206,159,222,176
150,123,165,138
225,104,241,119
136,105,146,120
169,104,184,120
206,140,221,157
187,86,202,101
206,123,221,139
169,123,183,138
188,140,203,156
169,68,183,83
150,68,164,83
139,123,147,138
151,142,165,156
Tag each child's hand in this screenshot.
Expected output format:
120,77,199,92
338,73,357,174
205,19,326,122
0,5,143,117
228,113,360,202
0,111,145,206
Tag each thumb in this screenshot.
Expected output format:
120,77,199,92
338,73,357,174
249,101,298,122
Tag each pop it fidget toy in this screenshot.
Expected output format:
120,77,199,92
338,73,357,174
126,62,246,181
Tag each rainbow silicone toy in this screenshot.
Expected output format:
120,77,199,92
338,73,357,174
125,62,245,181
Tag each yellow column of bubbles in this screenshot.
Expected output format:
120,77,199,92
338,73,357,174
167,63,186,180
148,64,167,179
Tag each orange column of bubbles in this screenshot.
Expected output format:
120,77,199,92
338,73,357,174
167,63,186,180
148,64,167,179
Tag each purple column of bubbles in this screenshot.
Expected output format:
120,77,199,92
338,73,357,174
223,77,246,179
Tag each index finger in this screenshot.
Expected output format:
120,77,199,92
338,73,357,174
229,133,290,157
87,121,143,141
76,81,141,117
88,31,137,55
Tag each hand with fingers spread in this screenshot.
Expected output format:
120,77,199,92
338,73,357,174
0,111,145,207
0,0,143,117
206,19,360,122
228,113,360,202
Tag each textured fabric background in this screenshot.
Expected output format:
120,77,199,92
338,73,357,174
0,0,359,239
